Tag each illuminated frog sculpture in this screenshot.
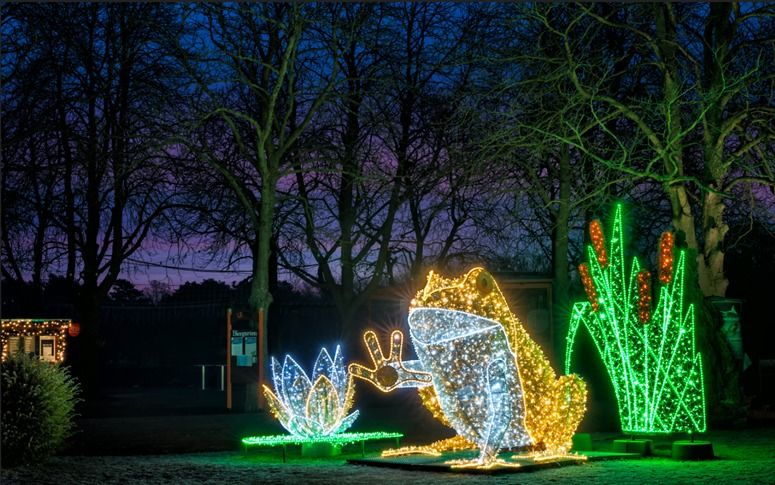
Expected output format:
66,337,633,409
349,268,586,465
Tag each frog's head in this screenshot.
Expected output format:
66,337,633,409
409,268,519,347
409,268,518,345
409,267,508,317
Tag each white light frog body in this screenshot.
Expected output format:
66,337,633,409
408,307,532,461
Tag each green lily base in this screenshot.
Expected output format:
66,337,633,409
241,431,403,462
302,442,341,457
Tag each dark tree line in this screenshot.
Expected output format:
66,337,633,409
3,3,774,412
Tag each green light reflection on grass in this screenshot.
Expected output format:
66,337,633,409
242,431,403,448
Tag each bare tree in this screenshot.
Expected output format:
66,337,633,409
519,2,775,420
278,4,489,331
2,3,184,391
542,3,775,296
454,4,633,356
175,3,336,408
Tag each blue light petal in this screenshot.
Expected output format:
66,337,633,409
332,345,348,404
333,410,360,434
271,357,284,405
312,347,335,384
282,355,311,417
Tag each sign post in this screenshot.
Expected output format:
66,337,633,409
258,308,266,410
227,308,260,411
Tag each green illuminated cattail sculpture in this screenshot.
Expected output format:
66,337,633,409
565,205,706,434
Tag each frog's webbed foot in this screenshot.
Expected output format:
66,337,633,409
445,456,522,470
381,435,476,458
348,330,432,392
382,445,441,457
525,448,588,463
429,435,477,452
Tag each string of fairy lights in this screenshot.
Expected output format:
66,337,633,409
241,431,403,448
637,270,653,324
1,319,72,363
578,263,599,312
588,219,608,268
658,231,675,284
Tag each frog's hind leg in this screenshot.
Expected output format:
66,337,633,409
543,374,587,454
477,358,519,464
441,360,515,468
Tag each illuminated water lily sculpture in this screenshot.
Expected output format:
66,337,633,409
263,346,358,437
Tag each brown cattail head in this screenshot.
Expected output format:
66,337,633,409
637,269,652,323
658,231,674,285
579,263,599,312
589,219,608,268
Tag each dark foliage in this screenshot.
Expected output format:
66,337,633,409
1,354,80,467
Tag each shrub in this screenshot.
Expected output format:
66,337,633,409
1,353,80,467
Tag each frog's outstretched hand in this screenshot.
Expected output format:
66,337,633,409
348,330,432,392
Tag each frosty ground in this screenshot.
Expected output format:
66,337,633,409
2,388,774,484
4,428,775,485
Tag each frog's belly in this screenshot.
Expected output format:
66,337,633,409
409,308,531,449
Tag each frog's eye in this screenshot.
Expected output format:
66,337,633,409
476,271,495,295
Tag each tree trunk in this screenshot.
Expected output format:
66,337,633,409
697,2,733,298
74,6,103,396
699,190,729,296
552,144,571,361
247,182,276,412
338,70,360,327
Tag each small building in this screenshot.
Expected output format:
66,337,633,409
1,319,72,363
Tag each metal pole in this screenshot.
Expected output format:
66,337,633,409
201,365,206,390
227,308,233,410
220,365,224,391
258,308,266,410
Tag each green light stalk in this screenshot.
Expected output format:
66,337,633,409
565,205,706,434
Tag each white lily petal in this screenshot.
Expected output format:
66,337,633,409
312,347,334,382
271,357,284,405
282,355,312,417
332,345,348,404
332,410,360,435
